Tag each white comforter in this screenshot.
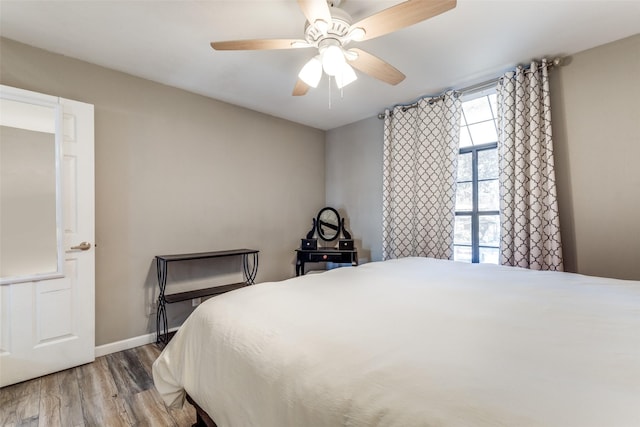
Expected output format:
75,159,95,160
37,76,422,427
153,257,640,427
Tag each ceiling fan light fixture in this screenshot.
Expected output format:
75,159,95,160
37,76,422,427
321,44,346,76
211,0,459,96
335,63,357,89
298,55,323,88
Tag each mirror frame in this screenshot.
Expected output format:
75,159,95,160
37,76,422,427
0,85,64,285
316,207,341,241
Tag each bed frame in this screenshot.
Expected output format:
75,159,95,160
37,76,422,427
186,394,218,427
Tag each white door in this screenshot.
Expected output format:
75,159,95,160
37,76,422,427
0,86,95,387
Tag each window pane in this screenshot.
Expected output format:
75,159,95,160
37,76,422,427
454,245,472,263
455,182,472,211
479,247,500,264
462,96,493,124
479,214,500,246
468,121,498,145
454,216,472,245
459,126,472,148
478,148,498,180
457,152,472,182
488,93,497,117
478,179,499,211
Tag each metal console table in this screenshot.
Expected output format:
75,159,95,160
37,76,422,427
155,248,259,344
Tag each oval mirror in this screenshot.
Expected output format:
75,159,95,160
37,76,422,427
316,207,340,241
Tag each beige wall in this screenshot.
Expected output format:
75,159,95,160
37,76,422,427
327,34,640,280
552,34,640,280
326,116,384,264
0,38,326,345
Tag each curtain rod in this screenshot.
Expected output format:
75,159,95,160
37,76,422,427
377,57,563,119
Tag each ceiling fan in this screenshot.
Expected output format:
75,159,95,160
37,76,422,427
210,0,457,96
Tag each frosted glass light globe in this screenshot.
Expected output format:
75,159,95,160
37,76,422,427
335,63,357,89
298,56,322,88
321,45,346,77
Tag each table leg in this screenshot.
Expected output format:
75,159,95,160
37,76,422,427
296,261,305,276
156,258,168,344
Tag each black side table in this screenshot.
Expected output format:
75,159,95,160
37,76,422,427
295,248,358,276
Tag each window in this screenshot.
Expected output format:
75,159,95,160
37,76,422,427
454,93,500,264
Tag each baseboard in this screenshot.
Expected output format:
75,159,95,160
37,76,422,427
94,326,180,358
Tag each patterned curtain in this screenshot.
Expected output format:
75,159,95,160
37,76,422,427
382,92,461,260
497,59,563,270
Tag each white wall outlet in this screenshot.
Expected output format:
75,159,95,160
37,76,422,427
192,297,202,307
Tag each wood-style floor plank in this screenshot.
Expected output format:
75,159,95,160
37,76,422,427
134,344,161,379
38,372,64,427
58,368,85,427
76,356,135,427
129,388,177,427
0,376,41,426
106,349,153,397
75,357,119,399
0,344,194,427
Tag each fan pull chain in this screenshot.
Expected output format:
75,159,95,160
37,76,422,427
327,76,347,109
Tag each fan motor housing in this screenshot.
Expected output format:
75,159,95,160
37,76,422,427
304,7,353,47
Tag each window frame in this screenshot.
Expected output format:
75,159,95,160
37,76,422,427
454,88,501,264
454,142,499,264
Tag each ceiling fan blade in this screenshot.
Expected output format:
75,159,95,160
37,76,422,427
211,39,309,51
297,0,332,26
347,48,405,86
293,79,311,96
352,0,456,41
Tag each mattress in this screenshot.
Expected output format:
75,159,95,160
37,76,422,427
153,257,640,426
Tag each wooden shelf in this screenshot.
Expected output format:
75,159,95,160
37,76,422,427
164,282,249,304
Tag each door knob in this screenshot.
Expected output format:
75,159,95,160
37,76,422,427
71,242,92,251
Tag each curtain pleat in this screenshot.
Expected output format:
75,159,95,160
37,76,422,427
382,93,461,260
497,59,563,270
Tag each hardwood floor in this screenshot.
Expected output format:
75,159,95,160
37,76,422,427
0,344,196,426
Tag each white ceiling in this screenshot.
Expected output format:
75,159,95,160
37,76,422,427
1,1,639,130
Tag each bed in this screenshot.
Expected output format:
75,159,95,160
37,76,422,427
152,257,640,427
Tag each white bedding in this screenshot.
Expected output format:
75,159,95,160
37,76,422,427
153,257,640,427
